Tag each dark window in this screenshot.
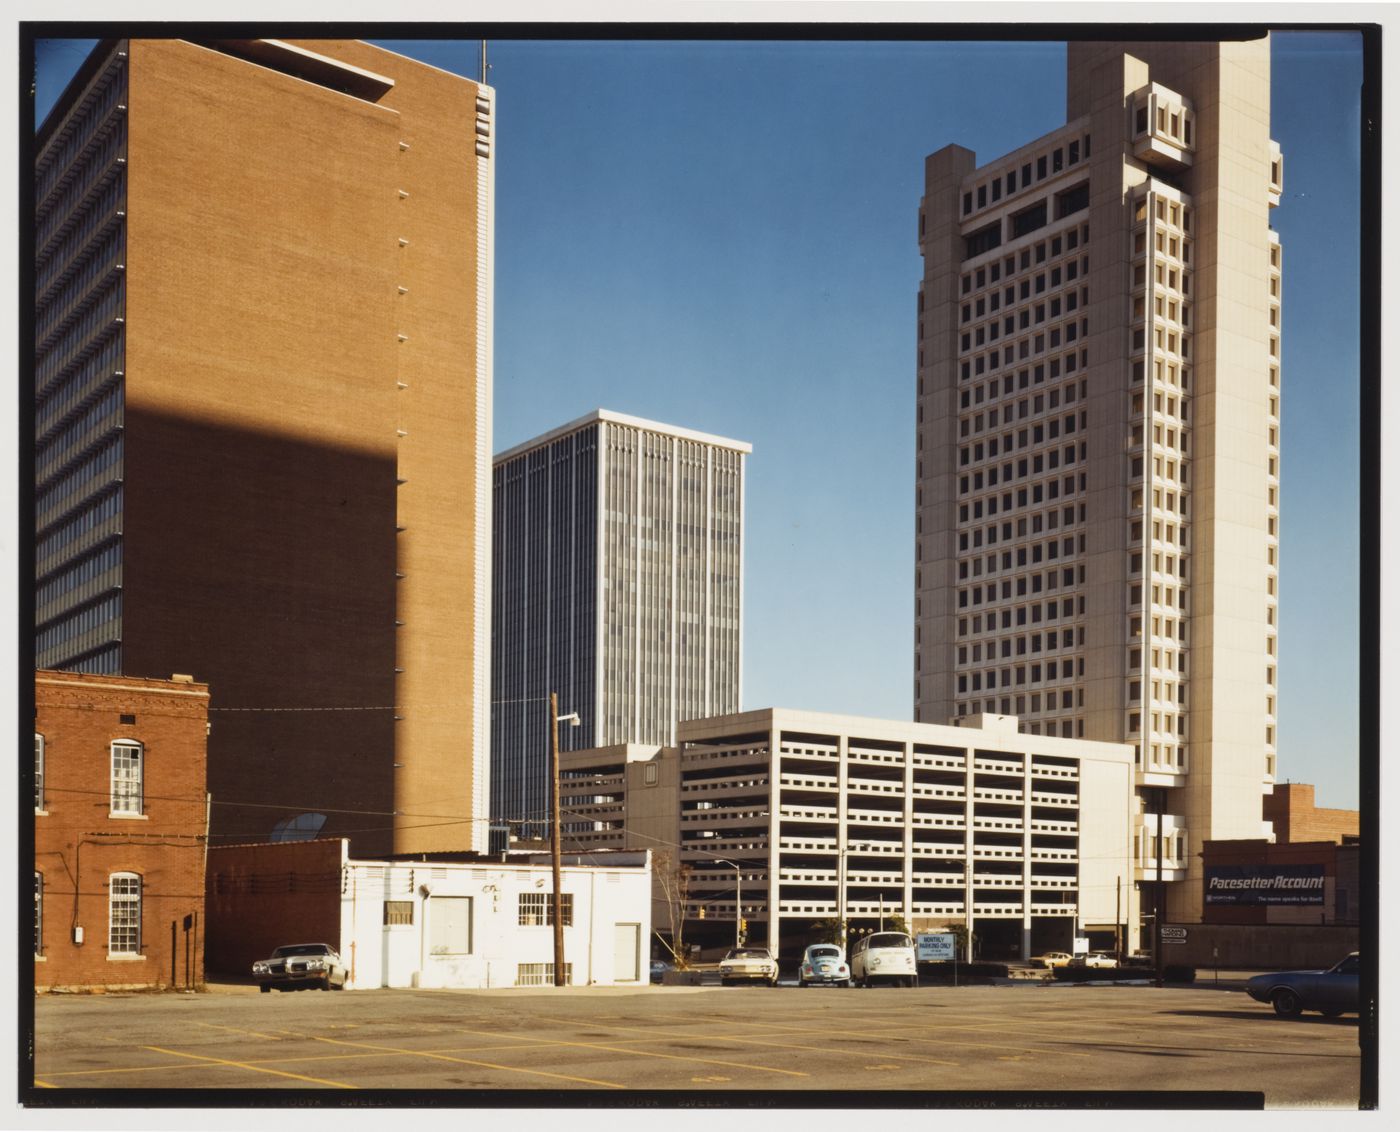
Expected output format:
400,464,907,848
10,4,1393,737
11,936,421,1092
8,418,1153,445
964,222,1002,260
1011,201,1047,239
1056,182,1090,218
963,192,973,215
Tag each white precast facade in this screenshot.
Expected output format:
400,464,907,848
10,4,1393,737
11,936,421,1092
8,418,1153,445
341,851,652,989
677,708,1135,960
915,40,1282,922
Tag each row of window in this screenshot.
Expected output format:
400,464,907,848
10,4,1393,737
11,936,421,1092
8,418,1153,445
35,871,140,956
954,703,1083,738
34,733,143,815
959,564,1087,609
35,590,123,656
960,134,1091,219
957,467,1086,525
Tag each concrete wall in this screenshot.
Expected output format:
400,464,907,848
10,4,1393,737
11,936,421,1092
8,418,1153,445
35,671,210,991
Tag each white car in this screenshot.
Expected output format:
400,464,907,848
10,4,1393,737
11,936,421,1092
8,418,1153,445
718,946,778,986
798,943,851,987
850,931,918,987
252,943,348,992
1068,950,1118,970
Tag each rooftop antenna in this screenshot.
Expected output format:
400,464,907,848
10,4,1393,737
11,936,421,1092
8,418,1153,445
481,40,490,85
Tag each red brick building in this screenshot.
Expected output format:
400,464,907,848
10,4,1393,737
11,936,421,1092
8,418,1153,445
1263,782,1360,844
34,670,209,990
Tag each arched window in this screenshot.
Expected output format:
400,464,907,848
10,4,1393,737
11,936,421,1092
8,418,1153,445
110,740,143,815
270,813,327,843
109,872,141,954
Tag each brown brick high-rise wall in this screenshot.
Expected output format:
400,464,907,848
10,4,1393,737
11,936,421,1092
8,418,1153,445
34,671,210,991
38,39,494,858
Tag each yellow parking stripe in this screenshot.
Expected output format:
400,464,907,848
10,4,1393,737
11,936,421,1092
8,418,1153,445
32,1080,58,1089
195,1021,284,1041
144,1045,356,1089
535,1015,960,1068
36,1039,572,1082
644,1011,1091,1062
445,1025,809,1079
307,1034,627,1090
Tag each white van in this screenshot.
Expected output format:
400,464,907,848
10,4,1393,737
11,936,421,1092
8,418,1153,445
850,931,918,987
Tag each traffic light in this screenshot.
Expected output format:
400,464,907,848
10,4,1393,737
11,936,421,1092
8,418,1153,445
740,918,748,933
698,906,706,920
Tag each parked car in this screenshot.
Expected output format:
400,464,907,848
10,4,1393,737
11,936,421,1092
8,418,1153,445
1246,953,1360,1018
649,959,673,984
252,943,348,992
1030,951,1074,969
850,931,918,987
719,946,779,987
1067,951,1118,970
798,943,851,987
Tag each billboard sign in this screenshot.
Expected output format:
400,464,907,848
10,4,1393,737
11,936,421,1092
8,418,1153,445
1204,864,1325,906
916,933,957,962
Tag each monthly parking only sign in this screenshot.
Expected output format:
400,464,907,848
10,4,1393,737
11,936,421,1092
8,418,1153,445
917,933,957,962
1204,864,1326,906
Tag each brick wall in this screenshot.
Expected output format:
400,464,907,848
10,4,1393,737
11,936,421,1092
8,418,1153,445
1263,783,1360,844
205,839,345,975
35,671,209,991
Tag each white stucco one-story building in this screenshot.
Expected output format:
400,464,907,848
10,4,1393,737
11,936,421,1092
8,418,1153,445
206,839,653,989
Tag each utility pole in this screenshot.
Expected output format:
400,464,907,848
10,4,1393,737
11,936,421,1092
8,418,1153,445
551,692,565,987
1154,787,1165,987
1116,875,1122,963
965,853,975,963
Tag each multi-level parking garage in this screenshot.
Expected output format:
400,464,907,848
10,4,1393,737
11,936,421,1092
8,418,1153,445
676,709,1135,959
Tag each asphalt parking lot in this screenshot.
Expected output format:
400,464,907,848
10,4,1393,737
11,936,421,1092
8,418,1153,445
29,979,1361,1106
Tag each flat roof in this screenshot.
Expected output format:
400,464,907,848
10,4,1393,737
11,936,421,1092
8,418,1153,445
678,706,1134,764
495,409,752,465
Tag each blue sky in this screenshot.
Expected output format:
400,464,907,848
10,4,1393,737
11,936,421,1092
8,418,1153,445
33,32,1364,807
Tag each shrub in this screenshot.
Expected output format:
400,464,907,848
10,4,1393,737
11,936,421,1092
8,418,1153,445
1052,966,1151,983
918,961,1008,981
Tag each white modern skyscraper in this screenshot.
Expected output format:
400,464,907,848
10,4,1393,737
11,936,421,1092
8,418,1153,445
492,410,749,836
915,39,1282,921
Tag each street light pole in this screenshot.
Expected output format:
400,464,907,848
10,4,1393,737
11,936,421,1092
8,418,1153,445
716,859,741,949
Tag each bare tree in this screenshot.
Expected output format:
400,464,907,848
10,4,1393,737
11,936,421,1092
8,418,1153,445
653,850,692,968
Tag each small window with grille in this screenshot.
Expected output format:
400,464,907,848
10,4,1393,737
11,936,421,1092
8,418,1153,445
383,901,413,926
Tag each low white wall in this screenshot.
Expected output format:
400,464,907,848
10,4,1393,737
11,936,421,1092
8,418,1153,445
340,857,652,989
